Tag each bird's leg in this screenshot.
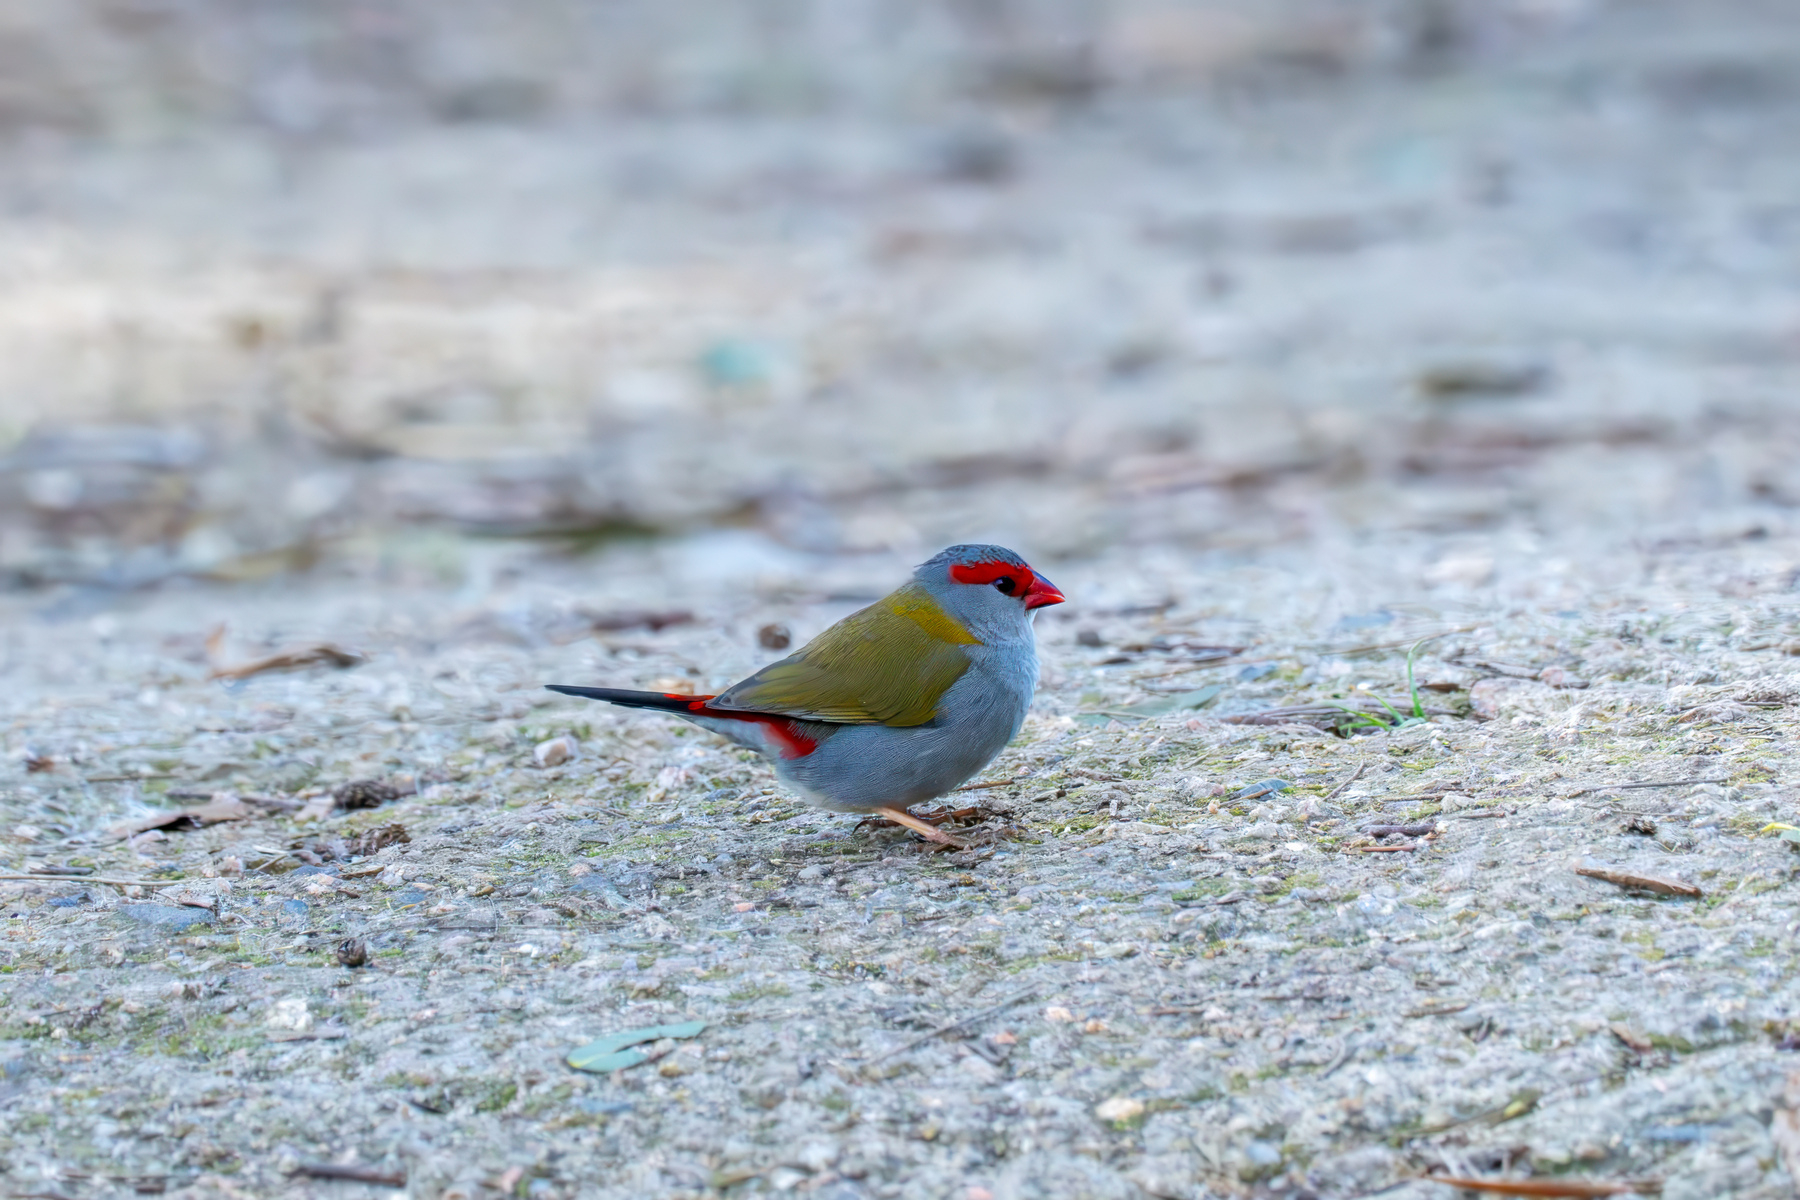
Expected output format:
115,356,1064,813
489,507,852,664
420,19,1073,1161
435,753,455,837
872,806,968,849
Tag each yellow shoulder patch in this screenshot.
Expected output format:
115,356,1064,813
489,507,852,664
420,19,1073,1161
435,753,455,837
883,587,980,646
708,581,976,726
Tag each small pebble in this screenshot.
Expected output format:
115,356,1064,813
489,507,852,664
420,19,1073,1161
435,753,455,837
535,737,578,767
1094,1097,1144,1122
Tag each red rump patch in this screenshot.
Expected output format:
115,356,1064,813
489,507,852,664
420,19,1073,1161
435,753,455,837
949,561,1036,590
682,697,818,760
756,720,819,760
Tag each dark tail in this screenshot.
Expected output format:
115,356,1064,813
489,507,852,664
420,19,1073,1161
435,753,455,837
544,685,714,713
546,684,825,759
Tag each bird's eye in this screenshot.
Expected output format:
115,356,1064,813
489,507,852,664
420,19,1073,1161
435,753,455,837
993,576,1018,595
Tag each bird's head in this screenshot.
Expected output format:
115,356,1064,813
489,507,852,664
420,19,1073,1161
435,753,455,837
915,543,1064,634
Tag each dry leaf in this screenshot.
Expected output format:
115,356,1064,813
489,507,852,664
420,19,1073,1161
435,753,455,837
108,794,251,840
566,1020,706,1072
208,640,366,681
1608,1022,1652,1053
294,795,336,823
1573,865,1701,898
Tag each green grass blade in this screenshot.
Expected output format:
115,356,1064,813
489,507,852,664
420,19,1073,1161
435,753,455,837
1321,701,1389,730
1405,639,1426,719
1370,692,1408,723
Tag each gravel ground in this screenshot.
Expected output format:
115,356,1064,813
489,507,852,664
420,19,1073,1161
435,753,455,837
5,2,1800,1197
4,531,1800,1200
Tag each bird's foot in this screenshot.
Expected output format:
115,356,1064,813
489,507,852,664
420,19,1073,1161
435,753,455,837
907,805,988,827
870,806,969,850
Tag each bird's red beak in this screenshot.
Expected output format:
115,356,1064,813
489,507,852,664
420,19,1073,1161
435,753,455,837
1024,572,1065,609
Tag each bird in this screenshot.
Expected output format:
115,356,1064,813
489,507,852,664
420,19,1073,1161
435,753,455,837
546,544,1064,847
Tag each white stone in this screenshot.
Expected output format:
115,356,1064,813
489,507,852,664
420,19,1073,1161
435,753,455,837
1095,1097,1146,1123
265,997,312,1031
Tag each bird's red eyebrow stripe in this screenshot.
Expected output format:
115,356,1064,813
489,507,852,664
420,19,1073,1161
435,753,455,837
949,561,1034,589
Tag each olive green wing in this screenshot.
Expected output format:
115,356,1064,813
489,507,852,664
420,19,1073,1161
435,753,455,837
711,583,978,726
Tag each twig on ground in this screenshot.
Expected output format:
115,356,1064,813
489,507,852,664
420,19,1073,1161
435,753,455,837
1131,652,1260,682
1222,700,1459,727
1364,823,1437,837
0,873,158,887
269,1023,351,1043
1568,778,1730,797
1457,659,1546,678
1325,761,1367,801
1319,625,1478,657
952,778,1016,792
1405,1002,1469,1018
1418,1177,1658,1197
1358,844,1421,853
864,986,1040,1065
290,1163,405,1187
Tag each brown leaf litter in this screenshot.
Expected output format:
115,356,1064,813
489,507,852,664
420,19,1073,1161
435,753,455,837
1573,864,1703,898
293,778,414,822
293,823,410,865
204,623,367,680
106,794,251,840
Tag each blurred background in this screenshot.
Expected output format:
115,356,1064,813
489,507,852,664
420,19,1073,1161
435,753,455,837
0,0,1796,597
